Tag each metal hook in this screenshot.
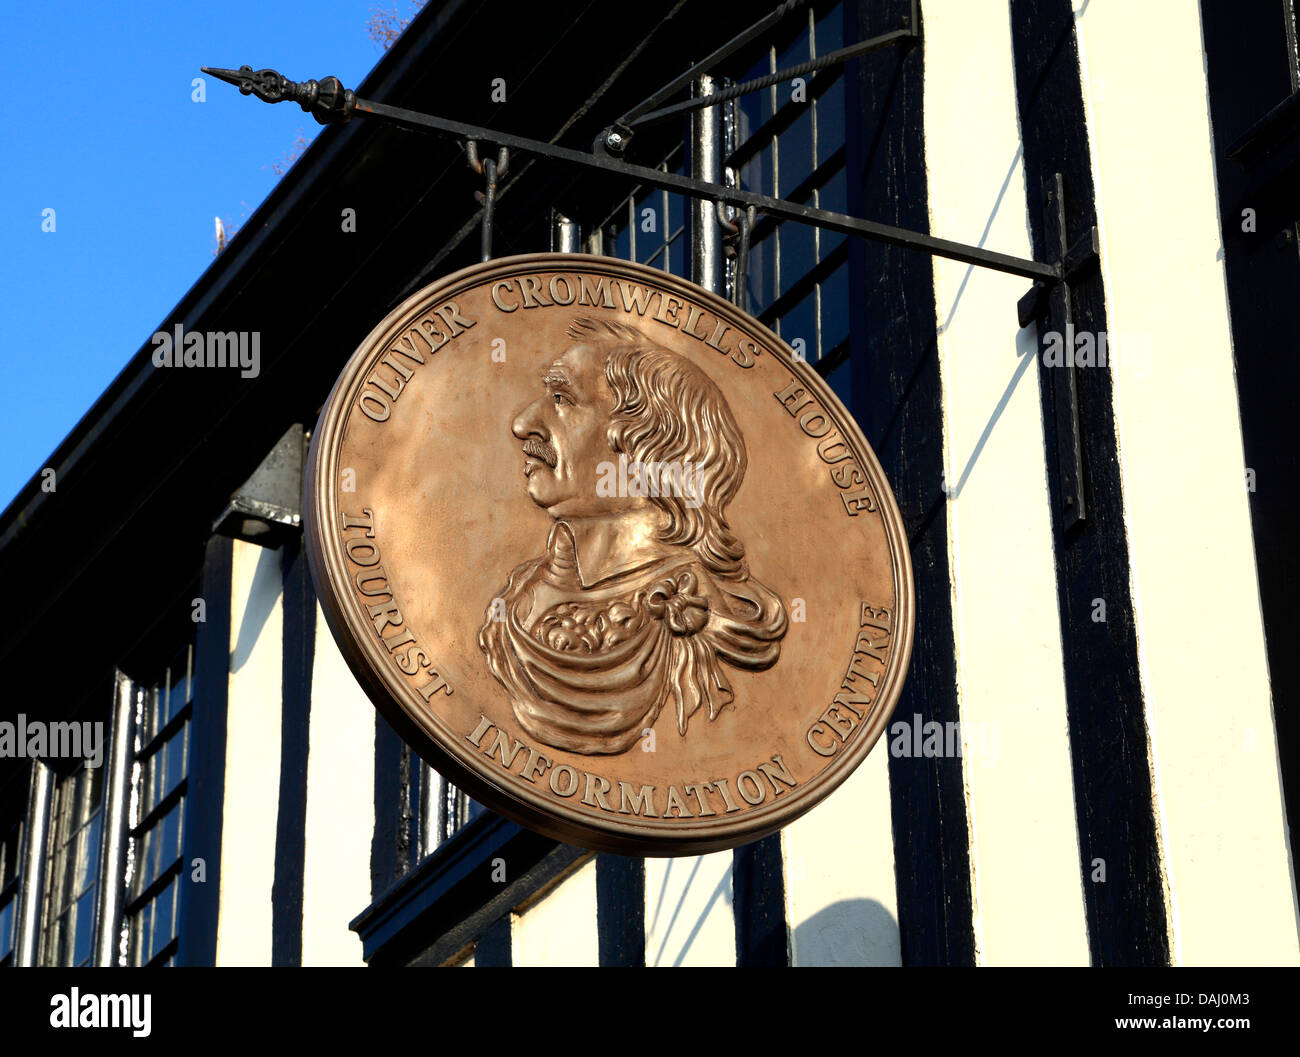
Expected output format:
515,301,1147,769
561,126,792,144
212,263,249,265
467,142,510,179
469,144,511,261
716,200,739,237
732,205,757,308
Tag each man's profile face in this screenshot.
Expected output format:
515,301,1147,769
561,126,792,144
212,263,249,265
512,343,627,518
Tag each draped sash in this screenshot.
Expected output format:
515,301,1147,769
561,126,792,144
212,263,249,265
478,530,787,755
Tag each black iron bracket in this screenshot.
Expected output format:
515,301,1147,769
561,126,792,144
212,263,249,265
1018,173,1100,531
201,63,1059,288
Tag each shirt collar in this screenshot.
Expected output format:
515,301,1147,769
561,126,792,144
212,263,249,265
549,507,674,588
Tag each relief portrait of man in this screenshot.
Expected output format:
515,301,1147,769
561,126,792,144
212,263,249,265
478,316,788,756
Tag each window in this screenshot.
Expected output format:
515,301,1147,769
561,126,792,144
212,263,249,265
420,768,487,857
9,645,195,967
40,761,104,967
727,2,851,405
588,4,852,403
122,645,193,966
0,822,21,966
596,144,689,277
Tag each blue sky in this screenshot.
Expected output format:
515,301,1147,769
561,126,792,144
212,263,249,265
0,1,418,512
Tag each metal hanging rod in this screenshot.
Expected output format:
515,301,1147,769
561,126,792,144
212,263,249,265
608,0,918,146
200,64,1063,285
614,0,816,134
613,28,918,139
466,142,509,262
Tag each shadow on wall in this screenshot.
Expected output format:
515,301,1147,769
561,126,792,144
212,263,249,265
647,854,734,968
230,545,282,673
793,898,900,966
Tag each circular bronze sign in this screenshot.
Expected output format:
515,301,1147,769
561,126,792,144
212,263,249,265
305,253,913,855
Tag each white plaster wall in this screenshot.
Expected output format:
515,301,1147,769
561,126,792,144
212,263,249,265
511,858,600,966
1073,0,1300,965
300,602,375,967
921,0,1090,965
645,852,735,966
784,745,899,966
214,540,284,966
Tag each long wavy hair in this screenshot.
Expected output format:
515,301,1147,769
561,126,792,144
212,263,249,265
566,316,750,581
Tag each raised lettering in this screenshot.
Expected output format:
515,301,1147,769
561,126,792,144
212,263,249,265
486,729,525,770
830,462,866,489
841,487,878,516
548,274,576,306
853,626,890,663
799,407,832,437
358,390,391,422
340,509,375,536
618,781,659,817
817,435,852,463
578,275,616,308
381,626,416,652
807,723,838,756
860,604,892,631
683,782,717,816
705,319,731,354
520,747,552,784
833,691,873,718
682,304,711,340
582,771,614,811
366,599,402,634
381,353,414,382
395,330,429,363
466,715,493,748
519,276,552,309
344,538,381,566
416,671,452,699
653,293,683,327
616,281,655,315
774,378,813,416
394,645,430,674
434,301,476,335
735,771,766,805
711,778,742,814
492,280,520,312
354,567,390,597
821,704,858,741
663,785,694,818
550,764,579,797
757,755,797,795
367,364,407,402
418,317,448,351
732,338,761,368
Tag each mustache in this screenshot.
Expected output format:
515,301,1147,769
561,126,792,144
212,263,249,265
522,438,558,468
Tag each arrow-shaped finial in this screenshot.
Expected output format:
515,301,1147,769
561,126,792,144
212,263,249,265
201,65,355,124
